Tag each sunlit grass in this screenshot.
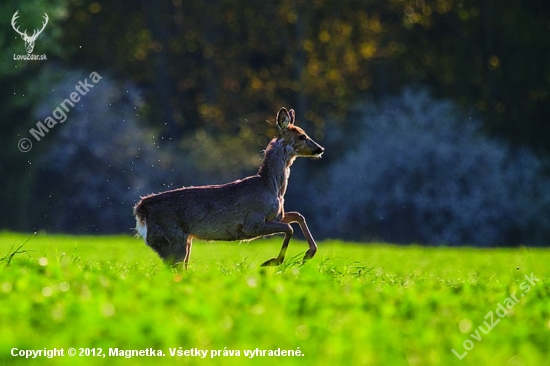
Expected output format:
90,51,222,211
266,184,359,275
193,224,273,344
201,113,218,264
1,232,549,365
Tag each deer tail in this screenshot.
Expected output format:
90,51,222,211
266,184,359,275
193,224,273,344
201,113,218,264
133,202,148,239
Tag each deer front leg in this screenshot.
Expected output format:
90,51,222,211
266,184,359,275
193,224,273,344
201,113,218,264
242,220,294,266
261,230,293,266
282,212,318,264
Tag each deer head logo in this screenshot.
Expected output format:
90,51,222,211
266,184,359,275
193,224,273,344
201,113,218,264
11,11,49,54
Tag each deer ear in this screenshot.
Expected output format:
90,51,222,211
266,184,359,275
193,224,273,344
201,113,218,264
288,109,295,125
277,107,291,129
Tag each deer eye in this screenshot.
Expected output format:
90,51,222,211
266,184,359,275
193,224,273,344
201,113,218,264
298,135,307,141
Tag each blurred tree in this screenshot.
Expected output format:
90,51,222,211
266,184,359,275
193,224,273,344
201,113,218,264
60,0,391,136
0,1,69,230
2,0,549,239
390,0,550,154
58,0,550,155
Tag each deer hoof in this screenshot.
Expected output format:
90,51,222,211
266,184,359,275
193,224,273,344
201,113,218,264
261,257,283,266
302,249,317,263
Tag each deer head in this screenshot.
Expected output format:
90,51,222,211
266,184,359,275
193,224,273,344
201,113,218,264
11,11,49,54
276,107,324,158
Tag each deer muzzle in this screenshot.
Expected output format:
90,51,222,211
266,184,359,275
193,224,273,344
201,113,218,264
313,146,324,157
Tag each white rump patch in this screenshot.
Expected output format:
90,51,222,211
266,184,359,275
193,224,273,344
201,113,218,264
135,216,147,240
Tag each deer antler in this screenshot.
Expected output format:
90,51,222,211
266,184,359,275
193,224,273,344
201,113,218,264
30,13,49,39
11,11,27,38
11,11,48,40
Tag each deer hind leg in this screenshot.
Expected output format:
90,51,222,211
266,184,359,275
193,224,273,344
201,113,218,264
145,223,187,266
183,235,193,270
282,212,318,264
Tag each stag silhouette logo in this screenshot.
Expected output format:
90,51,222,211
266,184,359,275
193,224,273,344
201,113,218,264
11,11,48,54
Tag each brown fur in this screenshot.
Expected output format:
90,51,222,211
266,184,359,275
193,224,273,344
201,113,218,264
133,107,324,268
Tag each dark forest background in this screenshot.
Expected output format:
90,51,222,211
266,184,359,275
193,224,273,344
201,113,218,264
1,0,549,246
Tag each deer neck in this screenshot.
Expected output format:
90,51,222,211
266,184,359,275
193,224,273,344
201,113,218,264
258,138,296,197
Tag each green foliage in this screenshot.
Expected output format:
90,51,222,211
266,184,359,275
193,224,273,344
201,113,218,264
1,232,549,365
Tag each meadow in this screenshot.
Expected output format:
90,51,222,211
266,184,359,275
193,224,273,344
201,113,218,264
0,232,549,365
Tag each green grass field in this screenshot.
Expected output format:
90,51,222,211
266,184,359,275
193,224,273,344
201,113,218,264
1,232,549,365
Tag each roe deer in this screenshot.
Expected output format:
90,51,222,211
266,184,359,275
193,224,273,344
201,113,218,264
133,107,324,268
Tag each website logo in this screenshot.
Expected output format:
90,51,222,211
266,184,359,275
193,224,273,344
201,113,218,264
11,10,48,60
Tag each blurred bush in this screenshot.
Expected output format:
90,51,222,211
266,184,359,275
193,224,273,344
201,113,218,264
30,72,262,233
31,72,161,232
313,88,550,246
